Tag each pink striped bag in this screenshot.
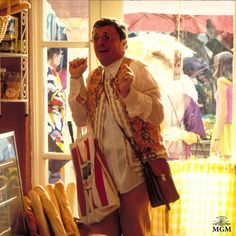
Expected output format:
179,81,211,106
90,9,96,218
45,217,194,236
70,135,120,224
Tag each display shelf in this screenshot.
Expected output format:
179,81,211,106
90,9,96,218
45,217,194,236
0,99,28,103
0,53,27,57
0,228,11,236
0,9,29,115
0,196,18,208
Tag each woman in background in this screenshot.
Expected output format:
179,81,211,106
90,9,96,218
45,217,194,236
210,51,233,159
144,51,206,160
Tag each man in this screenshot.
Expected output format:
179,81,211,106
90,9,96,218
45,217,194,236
69,18,167,235
47,48,67,183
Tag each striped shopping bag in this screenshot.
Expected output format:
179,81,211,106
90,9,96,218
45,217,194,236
69,131,120,224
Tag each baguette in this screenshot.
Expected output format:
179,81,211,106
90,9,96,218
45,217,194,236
28,190,51,236
54,181,80,235
24,206,39,235
33,185,67,236
45,184,61,218
66,182,76,214
23,195,39,234
23,196,32,212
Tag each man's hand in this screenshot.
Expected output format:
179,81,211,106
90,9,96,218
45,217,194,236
69,57,88,79
116,64,134,97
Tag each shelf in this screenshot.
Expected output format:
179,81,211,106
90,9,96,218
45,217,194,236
0,196,18,208
0,8,29,116
0,159,15,169
0,99,28,103
0,53,28,58
0,227,11,236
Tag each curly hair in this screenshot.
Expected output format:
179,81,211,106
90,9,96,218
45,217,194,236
92,18,128,40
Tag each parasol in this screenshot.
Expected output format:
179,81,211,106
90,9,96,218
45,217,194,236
124,13,233,35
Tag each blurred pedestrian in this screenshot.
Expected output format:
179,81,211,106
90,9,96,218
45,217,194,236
210,51,233,159
144,51,206,160
47,48,67,183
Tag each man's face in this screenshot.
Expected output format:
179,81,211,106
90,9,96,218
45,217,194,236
92,25,127,66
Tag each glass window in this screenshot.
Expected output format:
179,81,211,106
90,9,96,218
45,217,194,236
43,0,89,184
44,47,88,154
32,0,122,186
123,0,234,158
45,0,89,42
32,0,235,186
31,0,90,185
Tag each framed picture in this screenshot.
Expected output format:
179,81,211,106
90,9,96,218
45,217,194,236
0,131,27,235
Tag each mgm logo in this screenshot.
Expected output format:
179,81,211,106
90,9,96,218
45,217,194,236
213,216,232,232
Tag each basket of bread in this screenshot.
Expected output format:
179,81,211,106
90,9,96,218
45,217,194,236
23,181,90,236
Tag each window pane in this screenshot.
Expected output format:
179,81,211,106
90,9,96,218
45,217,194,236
65,48,89,153
45,47,89,149
124,0,234,158
45,47,88,183
45,0,89,41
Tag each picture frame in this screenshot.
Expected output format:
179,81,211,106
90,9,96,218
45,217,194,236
0,131,27,235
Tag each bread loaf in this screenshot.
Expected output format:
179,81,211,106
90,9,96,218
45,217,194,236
24,206,39,235
54,181,80,235
23,196,32,211
33,185,67,236
23,195,39,234
45,183,61,218
28,190,51,236
66,182,76,213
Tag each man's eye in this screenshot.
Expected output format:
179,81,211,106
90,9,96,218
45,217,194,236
90,34,116,43
104,35,112,41
93,36,99,42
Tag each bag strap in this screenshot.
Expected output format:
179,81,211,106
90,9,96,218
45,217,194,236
194,136,207,159
167,95,182,126
167,95,189,159
117,121,144,164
